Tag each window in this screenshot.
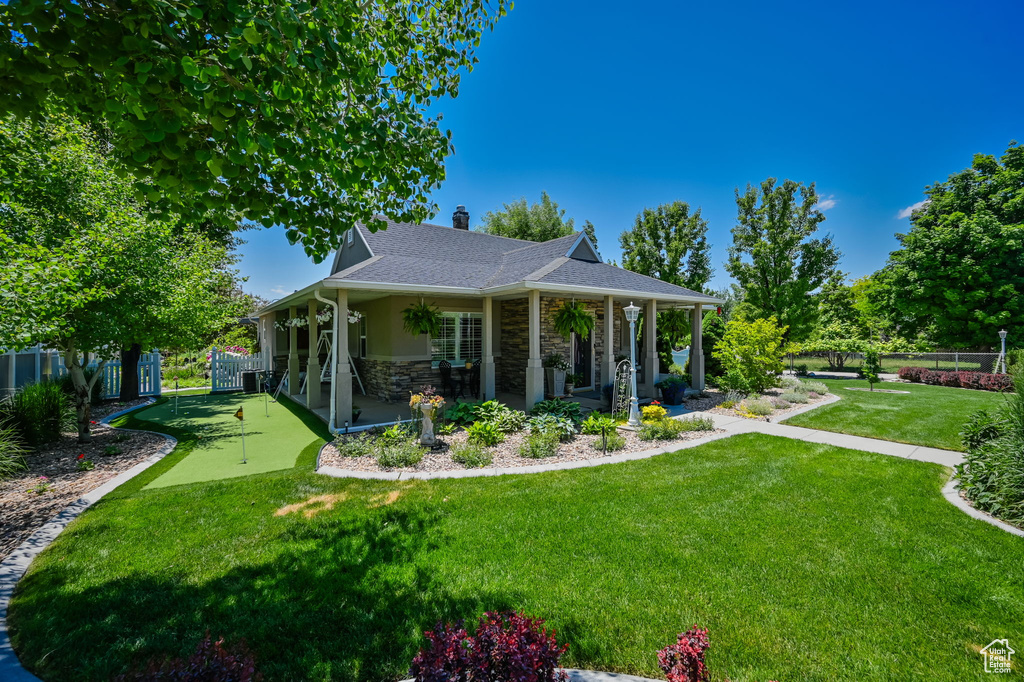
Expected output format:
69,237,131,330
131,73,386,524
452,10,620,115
431,312,482,366
358,315,367,358
346,228,354,245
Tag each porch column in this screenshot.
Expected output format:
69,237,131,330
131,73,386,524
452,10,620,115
690,304,705,391
482,296,496,400
259,312,275,372
287,305,300,395
306,299,322,409
643,299,658,398
524,290,544,409
602,295,615,394
334,289,354,429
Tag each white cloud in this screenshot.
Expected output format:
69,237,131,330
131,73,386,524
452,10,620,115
269,286,289,297
897,200,928,219
814,195,837,211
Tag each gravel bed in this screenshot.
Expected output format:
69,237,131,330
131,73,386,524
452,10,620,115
0,420,166,561
320,424,725,474
706,386,833,420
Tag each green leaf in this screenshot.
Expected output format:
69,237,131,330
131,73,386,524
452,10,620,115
180,56,200,77
242,26,260,44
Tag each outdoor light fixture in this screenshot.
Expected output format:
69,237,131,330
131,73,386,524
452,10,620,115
624,302,642,427
999,330,1009,373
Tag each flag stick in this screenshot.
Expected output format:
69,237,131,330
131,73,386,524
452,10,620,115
241,419,247,464
174,379,178,414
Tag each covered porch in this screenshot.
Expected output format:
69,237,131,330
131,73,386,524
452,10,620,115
259,284,711,434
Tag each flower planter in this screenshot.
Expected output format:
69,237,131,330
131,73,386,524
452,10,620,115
660,385,685,405
546,368,566,397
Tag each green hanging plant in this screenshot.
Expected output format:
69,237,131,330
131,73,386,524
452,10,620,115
553,300,595,340
402,301,443,336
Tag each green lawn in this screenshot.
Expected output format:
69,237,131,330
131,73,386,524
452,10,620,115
782,378,1006,451
139,392,325,489
9,420,1024,681
787,354,989,373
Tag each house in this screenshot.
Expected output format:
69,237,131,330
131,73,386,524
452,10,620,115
256,206,721,431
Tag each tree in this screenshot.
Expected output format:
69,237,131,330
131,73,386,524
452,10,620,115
0,0,509,261
712,317,790,394
727,178,841,342
877,142,1024,349
620,201,713,365
619,202,712,291
0,115,239,441
478,192,597,249
863,346,882,391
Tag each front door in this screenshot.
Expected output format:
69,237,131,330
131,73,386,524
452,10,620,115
572,332,593,390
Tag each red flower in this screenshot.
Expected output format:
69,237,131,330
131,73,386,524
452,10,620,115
77,453,85,460
652,400,661,405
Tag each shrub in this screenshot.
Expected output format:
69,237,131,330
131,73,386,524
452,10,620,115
778,375,802,389
375,441,424,468
720,400,736,410
770,398,789,409
980,373,1014,392
658,626,710,682
114,631,262,682
742,398,774,416
528,414,577,442
475,401,527,434
794,363,809,376
641,403,668,422
937,371,960,387
0,419,28,480
334,433,374,458
451,442,493,468
959,371,984,390
960,410,1006,452
377,421,415,446
0,381,72,447
897,366,928,383
474,399,508,423
580,412,617,435
529,399,582,423
716,369,752,393
410,611,568,682
639,419,687,441
445,400,481,426
103,445,122,456
779,391,808,404
591,430,626,452
862,346,882,389
802,380,829,395
921,369,941,385
712,317,789,394
467,421,504,447
519,431,561,458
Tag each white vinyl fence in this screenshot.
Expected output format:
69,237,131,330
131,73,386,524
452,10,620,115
1,346,162,398
209,348,268,392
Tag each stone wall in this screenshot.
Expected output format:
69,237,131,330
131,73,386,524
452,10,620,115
352,358,436,403
498,296,620,394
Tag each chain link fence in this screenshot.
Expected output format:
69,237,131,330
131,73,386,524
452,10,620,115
786,351,1005,375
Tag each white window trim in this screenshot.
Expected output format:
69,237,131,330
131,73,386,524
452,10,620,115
430,312,482,368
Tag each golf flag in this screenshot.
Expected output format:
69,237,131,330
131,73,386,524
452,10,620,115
234,407,244,421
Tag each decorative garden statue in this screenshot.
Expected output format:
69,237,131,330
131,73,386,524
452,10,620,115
410,386,445,447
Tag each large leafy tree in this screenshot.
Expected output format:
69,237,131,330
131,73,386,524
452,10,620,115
478,191,598,249
727,178,840,342
619,201,713,366
877,142,1024,349
0,115,240,441
0,0,509,261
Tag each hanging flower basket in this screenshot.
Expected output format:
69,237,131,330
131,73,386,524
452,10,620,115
553,301,595,340
274,317,308,331
402,301,443,336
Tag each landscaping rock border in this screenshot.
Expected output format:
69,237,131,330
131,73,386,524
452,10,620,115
0,400,176,682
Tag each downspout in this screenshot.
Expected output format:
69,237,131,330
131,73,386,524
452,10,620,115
313,289,338,434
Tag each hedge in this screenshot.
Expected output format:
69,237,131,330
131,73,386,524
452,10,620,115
898,366,1013,392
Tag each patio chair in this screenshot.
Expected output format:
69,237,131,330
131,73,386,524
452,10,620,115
438,360,464,400
469,359,481,398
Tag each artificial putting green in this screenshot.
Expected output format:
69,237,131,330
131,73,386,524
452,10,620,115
140,392,320,489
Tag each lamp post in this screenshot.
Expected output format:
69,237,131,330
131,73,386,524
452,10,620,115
624,302,642,427
999,329,1008,373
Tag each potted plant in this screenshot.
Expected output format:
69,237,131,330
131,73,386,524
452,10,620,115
654,375,688,405
565,372,583,395
543,353,571,397
553,300,595,340
402,301,443,336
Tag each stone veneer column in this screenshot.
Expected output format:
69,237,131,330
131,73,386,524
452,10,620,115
287,305,300,395
335,289,353,429
602,295,616,396
524,290,544,409
306,299,321,409
643,299,658,398
482,296,496,400
691,304,705,391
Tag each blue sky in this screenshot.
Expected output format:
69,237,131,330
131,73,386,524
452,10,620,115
238,0,1024,301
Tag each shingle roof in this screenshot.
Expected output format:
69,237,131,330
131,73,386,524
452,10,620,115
326,218,717,302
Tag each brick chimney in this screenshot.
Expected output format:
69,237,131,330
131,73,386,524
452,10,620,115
452,205,469,230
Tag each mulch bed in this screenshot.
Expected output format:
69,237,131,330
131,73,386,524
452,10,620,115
320,425,724,474
0,401,166,562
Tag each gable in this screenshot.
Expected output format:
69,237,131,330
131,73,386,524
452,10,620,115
330,226,373,275
566,233,600,262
